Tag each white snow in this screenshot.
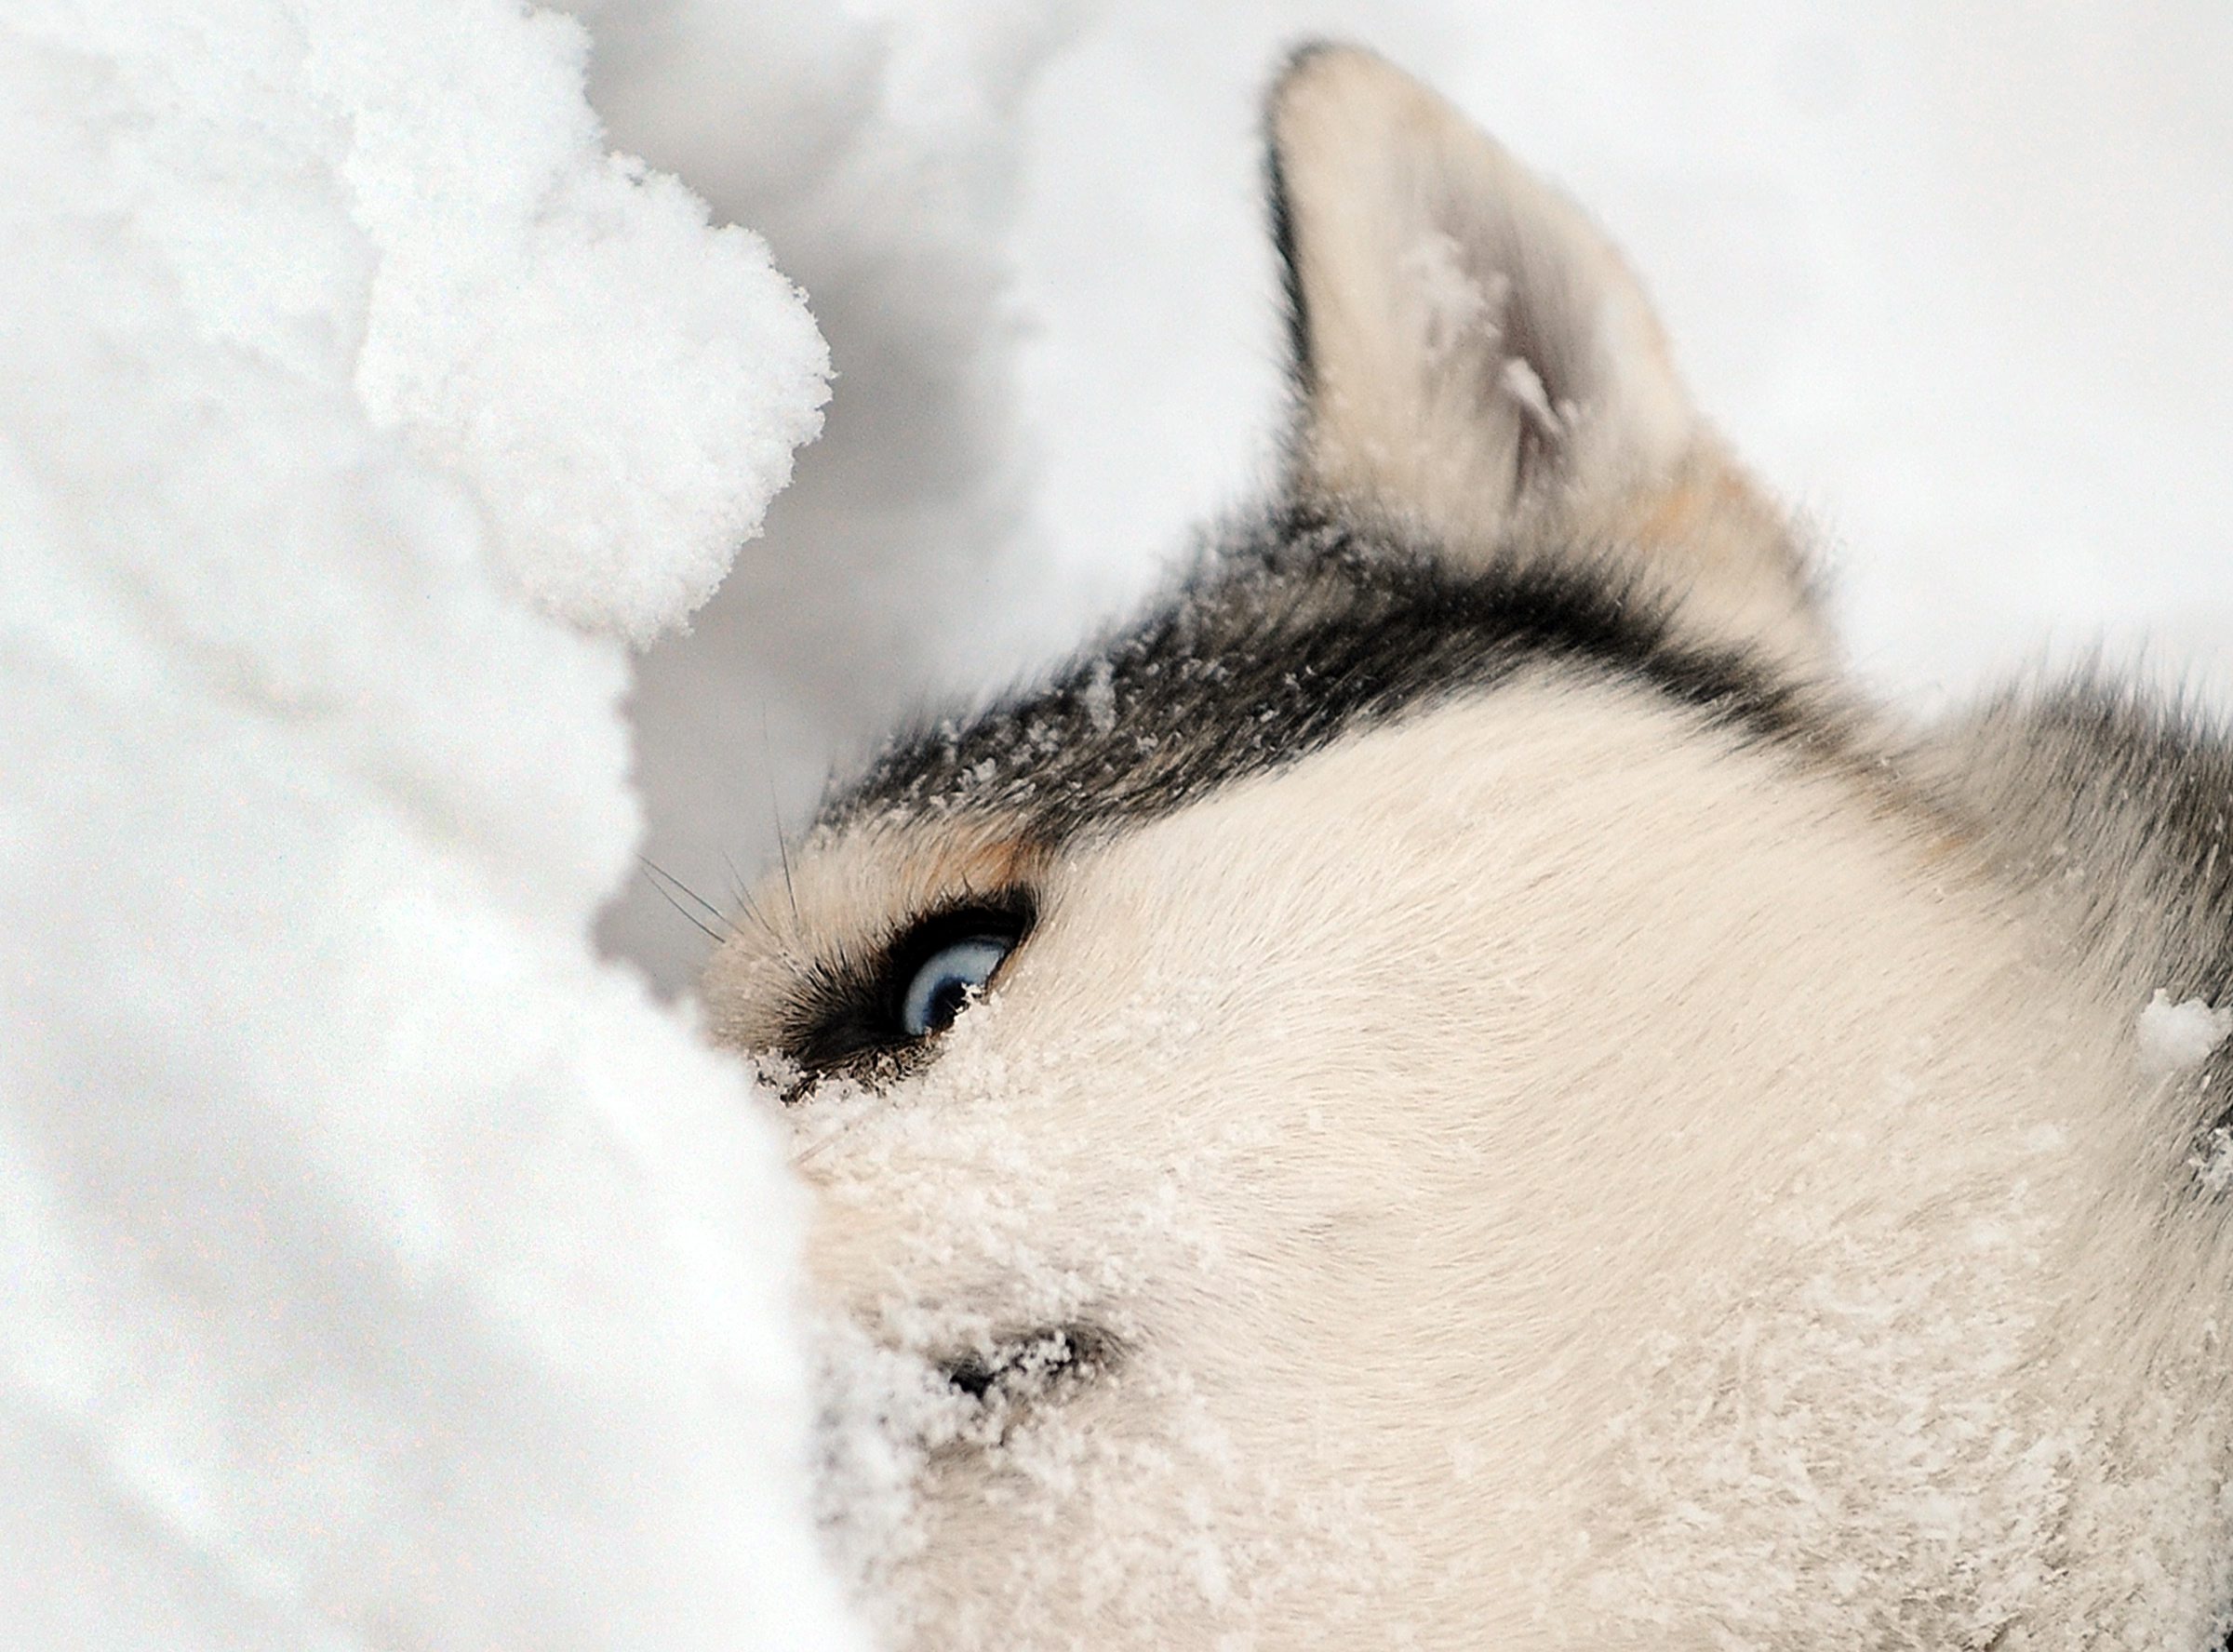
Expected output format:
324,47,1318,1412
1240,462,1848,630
1083,657,1119,735
330,6,830,645
10,0,2233,1643
2140,990,2233,1075
1498,355,1565,438
2194,1129,2233,1198
3,2,849,1647
1396,231,1493,365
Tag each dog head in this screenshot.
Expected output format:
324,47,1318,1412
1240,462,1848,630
703,46,2227,1650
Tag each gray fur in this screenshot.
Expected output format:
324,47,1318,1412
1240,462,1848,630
1921,679,2233,1136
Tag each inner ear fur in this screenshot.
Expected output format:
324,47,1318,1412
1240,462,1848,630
1267,44,1830,670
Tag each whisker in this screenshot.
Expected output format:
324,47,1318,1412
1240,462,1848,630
791,1106,883,1169
775,820,800,925
637,857,727,944
721,847,778,940
759,705,801,925
646,857,734,931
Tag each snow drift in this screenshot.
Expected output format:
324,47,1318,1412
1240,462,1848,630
0,1,853,1645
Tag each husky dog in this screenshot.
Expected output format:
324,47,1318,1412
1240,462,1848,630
704,45,2233,1650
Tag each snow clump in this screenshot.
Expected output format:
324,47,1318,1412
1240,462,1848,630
328,0,829,642
2138,990,2233,1075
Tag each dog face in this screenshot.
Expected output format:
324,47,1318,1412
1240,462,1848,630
704,46,2233,1651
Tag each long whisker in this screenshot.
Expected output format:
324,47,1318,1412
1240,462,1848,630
718,848,778,941
638,856,728,943
758,706,802,926
768,807,804,938
650,857,733,931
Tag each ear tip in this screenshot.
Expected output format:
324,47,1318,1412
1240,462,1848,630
1272,37,1365,87
1267,43,1474,178
1265,40,1395,130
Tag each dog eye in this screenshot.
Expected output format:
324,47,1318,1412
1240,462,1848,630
898,935,1015,1037
778,893,1035,1084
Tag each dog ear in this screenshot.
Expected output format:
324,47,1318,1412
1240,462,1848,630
1267,45,1828,668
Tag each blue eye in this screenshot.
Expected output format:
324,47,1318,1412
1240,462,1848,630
899,936,1015,1037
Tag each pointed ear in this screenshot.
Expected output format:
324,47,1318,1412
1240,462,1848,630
1268,46,1828,667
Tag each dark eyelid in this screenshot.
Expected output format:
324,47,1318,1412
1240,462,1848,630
880,893,1036,1017
778,887,1037,1086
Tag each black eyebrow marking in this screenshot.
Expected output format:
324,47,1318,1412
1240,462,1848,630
774,887,1038,1092
819,504,1825,846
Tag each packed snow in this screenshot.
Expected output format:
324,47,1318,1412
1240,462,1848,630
3,0,847,1646
8,0,2233,1645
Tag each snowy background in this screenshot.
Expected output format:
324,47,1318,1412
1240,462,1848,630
5,0,2229,1645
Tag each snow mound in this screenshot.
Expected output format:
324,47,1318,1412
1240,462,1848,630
1,3,850,1646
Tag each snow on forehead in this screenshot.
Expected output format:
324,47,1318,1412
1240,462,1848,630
820,510,1807,841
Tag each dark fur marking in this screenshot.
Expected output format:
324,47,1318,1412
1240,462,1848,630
926,1322,1125,1458
819,505,1822,848
938,1321,1119,1405
1264,40,1336,405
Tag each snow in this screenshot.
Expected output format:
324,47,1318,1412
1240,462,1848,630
322,0,827,643
2141,991,2233,1075
1498,355,1565,438
9,0,2233,1643
1082,657,1119,735
2195,1130,2233,1198
581,0,1090,987
3,1,849,1646
1397,231,1494,366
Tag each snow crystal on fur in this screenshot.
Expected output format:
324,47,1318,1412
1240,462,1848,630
2140,991,2233,1075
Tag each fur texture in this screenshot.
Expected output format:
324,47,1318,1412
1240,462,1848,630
702,44,2233,1651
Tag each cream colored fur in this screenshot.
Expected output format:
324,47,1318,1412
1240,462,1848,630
702,45,2233,1651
